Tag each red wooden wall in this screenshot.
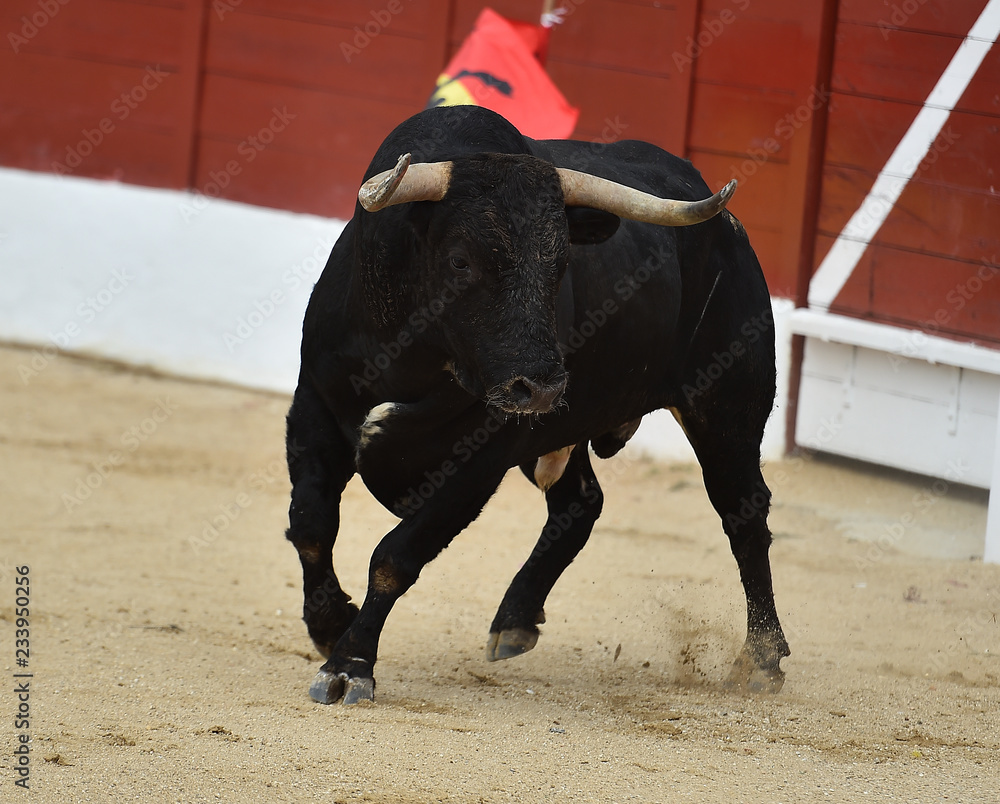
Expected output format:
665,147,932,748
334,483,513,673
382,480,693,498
686,0,831,298
813,0,1000,345
194,1,450,215
0,0,204,188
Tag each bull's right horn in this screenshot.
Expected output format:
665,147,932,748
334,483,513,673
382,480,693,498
557,168,736,227
359,153,453,212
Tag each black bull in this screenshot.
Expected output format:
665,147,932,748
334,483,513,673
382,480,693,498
285,105,789,705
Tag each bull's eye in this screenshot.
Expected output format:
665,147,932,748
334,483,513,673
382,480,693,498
449,255,472,276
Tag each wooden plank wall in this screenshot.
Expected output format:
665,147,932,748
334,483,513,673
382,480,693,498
193,0,450,217
686,0,831,298
0,0,205,189
814,0,1000,345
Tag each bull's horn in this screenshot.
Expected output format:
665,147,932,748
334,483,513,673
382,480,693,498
557,168,736,226
358,153,453,212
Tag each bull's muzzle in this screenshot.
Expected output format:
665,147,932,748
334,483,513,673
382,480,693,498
494,373,567,415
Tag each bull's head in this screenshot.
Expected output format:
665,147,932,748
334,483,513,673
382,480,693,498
356,152,735,415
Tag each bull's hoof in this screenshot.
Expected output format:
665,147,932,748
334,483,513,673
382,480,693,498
724,646,786,694
342,676,375,705
309,669,375,705
309,669,345,704
486,628,539,662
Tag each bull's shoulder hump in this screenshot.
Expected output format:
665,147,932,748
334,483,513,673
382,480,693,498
531,139,708,199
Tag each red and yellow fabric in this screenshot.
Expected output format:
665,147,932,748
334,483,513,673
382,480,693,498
427,8,578,140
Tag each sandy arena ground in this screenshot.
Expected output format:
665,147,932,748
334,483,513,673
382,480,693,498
1,343,998,803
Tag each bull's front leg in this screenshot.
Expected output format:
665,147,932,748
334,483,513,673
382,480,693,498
309,462,508,705
286,381,359,658
488,442,603,661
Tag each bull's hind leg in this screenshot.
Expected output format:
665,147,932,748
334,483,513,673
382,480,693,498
487,442,603,661
674,405,789,692
286,380,358,659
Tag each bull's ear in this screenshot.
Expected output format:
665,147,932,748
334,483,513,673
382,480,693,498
566,207,620,245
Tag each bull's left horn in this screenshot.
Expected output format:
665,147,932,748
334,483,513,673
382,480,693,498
359,153,453,212
556,168,736,227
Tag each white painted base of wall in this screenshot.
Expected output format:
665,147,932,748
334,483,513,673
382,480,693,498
796,339,999,490
791,310,1000,562
0,167,791,464
0,167,345,393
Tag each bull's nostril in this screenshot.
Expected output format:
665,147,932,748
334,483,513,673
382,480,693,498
502,375,565,413
507,379,535,408
532,382,565,411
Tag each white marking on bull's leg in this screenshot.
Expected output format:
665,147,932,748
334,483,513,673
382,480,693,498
534,445,575,492
359,402,398,449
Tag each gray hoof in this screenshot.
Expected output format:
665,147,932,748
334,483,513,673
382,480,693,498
309,669,376,705
724,650,785,694
309,669,345,704
342,676,375,705
486,628,539,662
